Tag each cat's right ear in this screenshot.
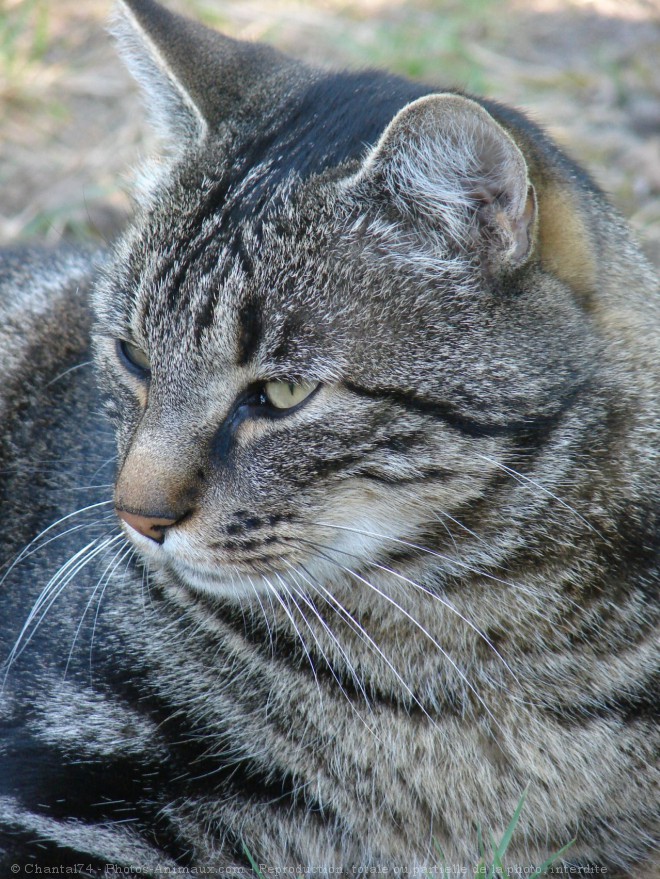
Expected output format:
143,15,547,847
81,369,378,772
346,93,538,277
113,0,288,149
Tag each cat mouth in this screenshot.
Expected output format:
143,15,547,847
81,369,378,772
117,526,289,596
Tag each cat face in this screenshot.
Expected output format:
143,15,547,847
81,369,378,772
94,2,595,600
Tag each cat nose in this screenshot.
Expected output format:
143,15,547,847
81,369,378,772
114,423,202,543
116,508,180,543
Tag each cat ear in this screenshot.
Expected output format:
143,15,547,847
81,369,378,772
113,0,287,147
352,94,538,273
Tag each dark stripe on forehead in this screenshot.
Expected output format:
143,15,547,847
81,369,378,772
237,294,263,366
194,231,257,343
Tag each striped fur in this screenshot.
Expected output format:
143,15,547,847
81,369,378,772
0,1,657,875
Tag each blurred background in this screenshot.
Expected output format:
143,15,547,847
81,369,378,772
1,0,659,267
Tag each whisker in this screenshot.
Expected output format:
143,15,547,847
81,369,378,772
89,454,118,483
432,508,488,547
0,513,116,587
44,360,94,388
261,575,323,707
139,559,156,617
64,538,130,678
278,569,382,741
475,453,604,539
306,545,504,735
434,512,461,556
88,542,135,675
3,535,123,682
302,536,523,694
0,500,115,585
274,572,332,707
280,569,374,711
248,575,276,658
56,484,116,493
285,559,444,730
309,520,571,616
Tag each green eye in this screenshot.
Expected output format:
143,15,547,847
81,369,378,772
264,380,318,410
118,339,151,373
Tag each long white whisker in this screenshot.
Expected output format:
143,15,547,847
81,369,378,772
0,515,115,584
3,535,123,679
278,569,382,741
0,500,114,587
89,455,117,483
431,507,461,555
308,545,504,735
280,568,374,712
64,538,127,677
310,520,567,616
78,540,134,679
58,484,116,493
9,539,105,659
476,454,603,539
262,575,323,707
44,360,93,388
286,559,445,728
274,572,334,708
432,508,488,547
302,536,523,695
248,575,275,658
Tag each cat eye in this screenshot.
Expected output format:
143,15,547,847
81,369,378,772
118,339,151,375
263,380,318,410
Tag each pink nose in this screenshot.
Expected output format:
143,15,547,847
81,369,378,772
116,509,178,543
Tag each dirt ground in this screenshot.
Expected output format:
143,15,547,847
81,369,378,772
1,0,659,268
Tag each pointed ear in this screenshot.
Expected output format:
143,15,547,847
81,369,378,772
352,94,538,274
113,0,289,148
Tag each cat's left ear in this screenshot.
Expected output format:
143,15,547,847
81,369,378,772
350,94,538,274
113,0,290,148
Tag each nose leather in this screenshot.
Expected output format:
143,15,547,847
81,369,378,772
117,509,179,543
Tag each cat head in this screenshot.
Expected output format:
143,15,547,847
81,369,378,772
94,0,597,599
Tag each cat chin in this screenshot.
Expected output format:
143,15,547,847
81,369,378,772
167,560,276,601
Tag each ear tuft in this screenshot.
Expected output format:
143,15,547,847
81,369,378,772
353,94,538,274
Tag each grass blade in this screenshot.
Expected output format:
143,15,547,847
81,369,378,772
528,838,576,877
241,841,266,879
492,784,530,866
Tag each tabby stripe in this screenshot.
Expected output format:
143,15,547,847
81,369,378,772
236,293,263,365
106,670,320,825
353,466,454,485
215,598,466,718
164,227,223,311
541,674,659,725
345,380,586,439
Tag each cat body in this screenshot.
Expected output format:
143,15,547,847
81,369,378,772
0,1,658,875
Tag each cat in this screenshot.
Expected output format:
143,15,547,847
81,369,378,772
0,0,658,875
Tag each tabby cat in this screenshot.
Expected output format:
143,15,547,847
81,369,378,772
0,0,657,875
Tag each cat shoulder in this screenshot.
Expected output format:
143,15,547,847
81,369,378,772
0,248,103,405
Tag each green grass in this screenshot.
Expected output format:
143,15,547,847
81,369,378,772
337,0,499,93
242,786,575,878
0,0,50,101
